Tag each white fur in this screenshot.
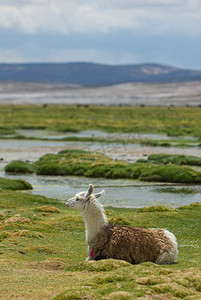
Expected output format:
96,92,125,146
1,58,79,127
66,185,107,260
155,229,178,264
81,197,107,241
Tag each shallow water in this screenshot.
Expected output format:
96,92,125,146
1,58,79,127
15,129,198,141
1,136,201,208
1,172,201,208
16,129,109,140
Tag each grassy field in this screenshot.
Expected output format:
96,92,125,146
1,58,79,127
0,188,201,299
0,105,201,137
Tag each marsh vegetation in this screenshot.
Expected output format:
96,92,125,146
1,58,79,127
5,150,201,184
0,105,201,137
0,104,201,299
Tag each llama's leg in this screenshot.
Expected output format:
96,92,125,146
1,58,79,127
86,256,93,261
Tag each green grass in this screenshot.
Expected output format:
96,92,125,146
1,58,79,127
144,153,201,166
0,105,201,137
5,149,201,183
0,177,32,190
4,161,37,174
1,105,200,149
0,190,200,299
0,126,15,135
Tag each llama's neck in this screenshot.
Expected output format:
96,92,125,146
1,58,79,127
81,200,108,243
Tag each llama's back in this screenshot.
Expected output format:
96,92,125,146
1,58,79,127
90,224,177,264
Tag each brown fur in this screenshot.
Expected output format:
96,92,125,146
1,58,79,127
89,224,174,264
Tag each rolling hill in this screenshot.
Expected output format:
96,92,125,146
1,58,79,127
0,62,201,86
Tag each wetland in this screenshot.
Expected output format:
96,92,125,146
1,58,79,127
0,104,201,299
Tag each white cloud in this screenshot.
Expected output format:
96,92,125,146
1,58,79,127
0,48,26,63
0,0,200,35
0,43,142,65
47,48,142,65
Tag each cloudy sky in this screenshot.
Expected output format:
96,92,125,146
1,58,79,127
0,0,201,69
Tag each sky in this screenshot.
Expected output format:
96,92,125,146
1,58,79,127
0,0,201,69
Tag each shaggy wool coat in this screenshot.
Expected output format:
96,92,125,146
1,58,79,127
89,224,176,264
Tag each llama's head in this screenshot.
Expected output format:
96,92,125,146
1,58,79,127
66,184,105,211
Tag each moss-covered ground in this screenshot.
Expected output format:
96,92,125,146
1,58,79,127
0,177,32,190
142,153,201,166
0,189,201,299
0,105,201,137
4,161,37,174
5,150,201,184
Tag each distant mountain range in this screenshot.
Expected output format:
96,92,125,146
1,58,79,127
0,62,201,86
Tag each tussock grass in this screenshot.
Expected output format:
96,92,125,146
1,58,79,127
106,209,131,225
145,153,201,166
138,205,175,213
0,190,200,299
5,149,201,183
5,160,36,174
36,206,60,213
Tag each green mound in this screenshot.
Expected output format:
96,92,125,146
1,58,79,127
144,153,201,166
35,150,201,183
0,177,32,190
136,163,201,183
4,150,201,184
36,206,60,213
138,206,175,213
65,259,130,272
5,160,36,174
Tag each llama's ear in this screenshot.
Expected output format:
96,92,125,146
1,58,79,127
84,184,94,199
94,190,105,199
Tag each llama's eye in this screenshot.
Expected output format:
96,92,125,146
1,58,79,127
76,198,79,201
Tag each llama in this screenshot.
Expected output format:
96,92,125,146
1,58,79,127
66,184,178,264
